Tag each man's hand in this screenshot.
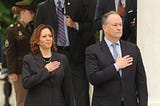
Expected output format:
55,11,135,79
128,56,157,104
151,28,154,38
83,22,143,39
9,73,18,82
117,6,125,17
66,15,76,29
115,54,133,69
130,18,136,27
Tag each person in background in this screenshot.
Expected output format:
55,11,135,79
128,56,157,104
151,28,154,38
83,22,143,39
5,1,35,106
0,24,2,70
0,23,12,106
86,11,148,106
94,0,137,43
35,0,96,105
22,24,74,106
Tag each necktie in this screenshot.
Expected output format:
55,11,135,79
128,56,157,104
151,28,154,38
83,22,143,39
111,43,122,77
57,0,66,46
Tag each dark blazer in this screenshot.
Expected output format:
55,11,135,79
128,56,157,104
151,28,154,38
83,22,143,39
86,39,148,106
35,0,95,64
94,0,137,43
22,52,74,106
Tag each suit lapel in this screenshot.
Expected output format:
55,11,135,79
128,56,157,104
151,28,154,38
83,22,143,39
125,0,130,13
51,52,59,62
110,0,116,11
65,0,72,16
100,39,115,63
100,39,121,78
120,40,129,77
33,52,45,72
120,40,127,57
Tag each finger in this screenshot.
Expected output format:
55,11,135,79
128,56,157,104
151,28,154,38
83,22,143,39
126,57,133,61
52,61,60,65
126,62,133,67
123,55,130,58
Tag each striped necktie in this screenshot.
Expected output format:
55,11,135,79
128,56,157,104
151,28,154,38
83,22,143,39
57,0,66,46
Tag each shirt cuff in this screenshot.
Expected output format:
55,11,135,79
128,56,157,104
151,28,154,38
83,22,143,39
114,63,119,71
75,22,79,30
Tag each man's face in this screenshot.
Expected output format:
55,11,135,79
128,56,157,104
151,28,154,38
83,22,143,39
103,14,123,42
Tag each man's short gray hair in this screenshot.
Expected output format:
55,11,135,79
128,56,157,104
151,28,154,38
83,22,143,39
102,11,119,25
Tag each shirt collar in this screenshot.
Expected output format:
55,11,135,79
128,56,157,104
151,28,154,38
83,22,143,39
54,0,65,6
104,37,120,47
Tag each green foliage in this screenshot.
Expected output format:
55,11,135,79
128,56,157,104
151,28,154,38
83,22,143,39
0,1,14,46
0,0,44,46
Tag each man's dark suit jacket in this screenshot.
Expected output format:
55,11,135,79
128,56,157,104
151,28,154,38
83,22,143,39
35,0,95,64
86,39,148,106
94,0,137,43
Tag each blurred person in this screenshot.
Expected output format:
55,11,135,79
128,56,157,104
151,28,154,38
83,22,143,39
1,24,12,106
5,1,35,106
35,0,96,105
94,0,137,43
22,24,74,106
0,24,2,70
86,11,148,106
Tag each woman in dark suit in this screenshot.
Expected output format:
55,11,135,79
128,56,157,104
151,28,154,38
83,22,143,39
22,24,75,106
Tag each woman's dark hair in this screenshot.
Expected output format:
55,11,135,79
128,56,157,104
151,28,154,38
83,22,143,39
30,24,57,54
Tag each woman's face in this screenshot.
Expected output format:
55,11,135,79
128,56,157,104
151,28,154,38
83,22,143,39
21,9,35,23
38,28,53,50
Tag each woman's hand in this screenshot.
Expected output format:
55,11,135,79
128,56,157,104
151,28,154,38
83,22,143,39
45,61,60,72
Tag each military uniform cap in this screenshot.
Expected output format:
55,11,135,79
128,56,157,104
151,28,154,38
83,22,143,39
14,1,35,12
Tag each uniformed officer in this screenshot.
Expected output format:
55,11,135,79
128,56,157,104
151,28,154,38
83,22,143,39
5,1,35,106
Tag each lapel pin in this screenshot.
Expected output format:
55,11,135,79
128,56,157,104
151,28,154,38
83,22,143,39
67,2,70,6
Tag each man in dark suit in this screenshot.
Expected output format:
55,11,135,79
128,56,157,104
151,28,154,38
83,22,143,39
94,0,137,43
35,0,95,106
86,11,148,106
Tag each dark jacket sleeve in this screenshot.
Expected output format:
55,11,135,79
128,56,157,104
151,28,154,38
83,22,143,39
94,0,106,31
62,56,75,106
22,55,51,89
5,27,17,74
34,3,45,28
79,0,93,32
135,46,148,106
